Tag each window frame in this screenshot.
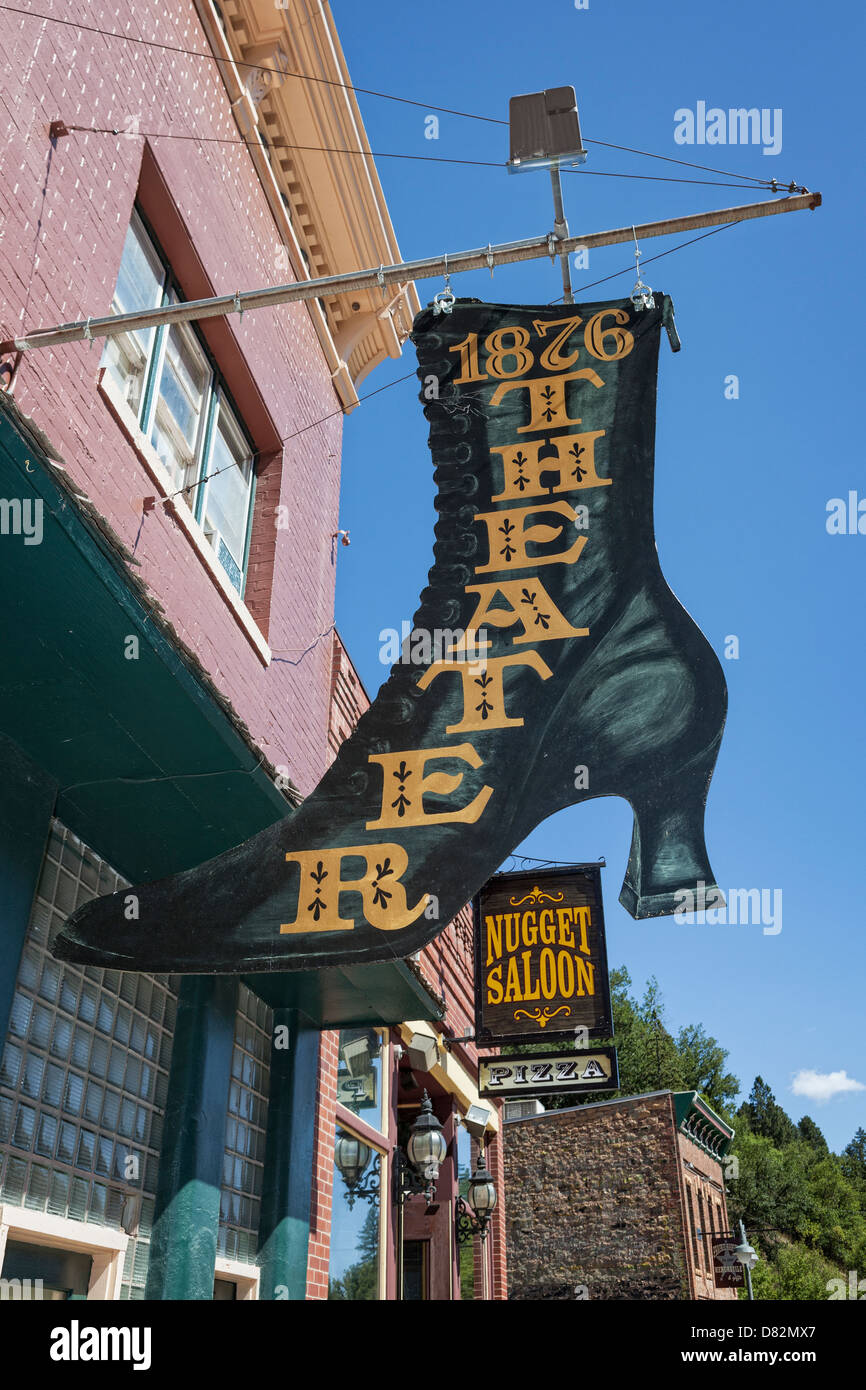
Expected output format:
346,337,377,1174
105,207,258,597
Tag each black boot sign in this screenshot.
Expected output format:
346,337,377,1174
56,296,727,974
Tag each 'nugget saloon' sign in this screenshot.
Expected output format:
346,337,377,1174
479,1046,618,1099
473,864,612,1045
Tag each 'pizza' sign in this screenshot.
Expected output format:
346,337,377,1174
479,1046,618,1098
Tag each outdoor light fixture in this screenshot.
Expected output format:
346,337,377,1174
506,85,586,304
455,1147,497,1244
404,1031,440,1074
734,1220,759,1300
406,1090,448,1184
507,86,586,173
334,1131,379,1210
339,1029,379,1078
394,1091,447,1207
460,1103,492,1140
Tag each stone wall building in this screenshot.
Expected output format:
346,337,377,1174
504,1091,736,1301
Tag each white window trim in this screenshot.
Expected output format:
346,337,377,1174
98,366,271,667
0,1202,128,1300
214,1255,259,1301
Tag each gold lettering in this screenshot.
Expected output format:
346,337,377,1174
416,652,551,733
573,905,591,956
556,907,576,948
486,963,504,1005
522,911,538,947
489,368,604,433
504,954,522,1003
474,500,588,574
539,947,557,1000
539,910,557,945
575,958,596,996
485,913,502,967
520,949,541,1000
281,845,427,934
557,949,575,998
455,578,588,651
366,743,492,829
490,430,609,502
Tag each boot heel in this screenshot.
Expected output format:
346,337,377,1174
618,748,723,919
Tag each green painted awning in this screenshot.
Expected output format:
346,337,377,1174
0,396,443,1027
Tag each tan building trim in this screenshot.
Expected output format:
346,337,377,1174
214,1255,260,1300
397,1022,500,1135
192,0,420,397
0,1203,128,1300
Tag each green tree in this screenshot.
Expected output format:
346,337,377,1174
676,1021,739,1114
841,1127,866,1189
749,1241,840,1301
797,1115,828,1154
327,1203,379,1301
738,1076,797,1148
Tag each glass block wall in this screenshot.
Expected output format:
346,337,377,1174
0,821,178,1299
218,983,271,1265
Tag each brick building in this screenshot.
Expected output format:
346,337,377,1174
504,1091,736,1301
0,0,505,1300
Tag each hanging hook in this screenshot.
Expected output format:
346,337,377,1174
82,318,94,349
630,225,655,312
432,251,455,316
233,291,243,323
486,243,495,278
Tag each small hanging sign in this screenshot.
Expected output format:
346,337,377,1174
479,1044,618,1098
473,863,613,1046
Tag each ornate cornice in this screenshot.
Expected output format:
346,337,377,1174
195,0,419,394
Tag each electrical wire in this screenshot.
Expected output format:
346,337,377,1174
160,369,417,506
0,2,504,125
550,220,740,302
2,3,801,190
161,223,741,504
580,137,777,187
63,121,793,191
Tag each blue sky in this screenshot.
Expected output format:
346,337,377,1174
329,0,864,1153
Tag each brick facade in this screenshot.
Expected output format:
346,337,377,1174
1,0,343,798
306,635,507,1299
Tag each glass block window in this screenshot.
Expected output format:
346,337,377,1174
218,984,271,1266
0,821,178,1300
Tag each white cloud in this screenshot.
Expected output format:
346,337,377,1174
790,1069,866,1104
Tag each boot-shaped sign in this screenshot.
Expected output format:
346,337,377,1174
55,295,727,974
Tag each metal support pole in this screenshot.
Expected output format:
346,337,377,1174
0,193,821,356
549,165,573,304
740,1219,755,1301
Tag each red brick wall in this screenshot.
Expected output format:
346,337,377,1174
306,635,507,1299
1,0,343,796
676,1130,737,1301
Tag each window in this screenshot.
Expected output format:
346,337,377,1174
686,1184,701,1270
335,1029,387,1135
328,1126,383,1300
698,1189,711,1271
102,209,256,595
0,821,177,1300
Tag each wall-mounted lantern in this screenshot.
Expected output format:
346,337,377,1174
455,1146,497,1244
